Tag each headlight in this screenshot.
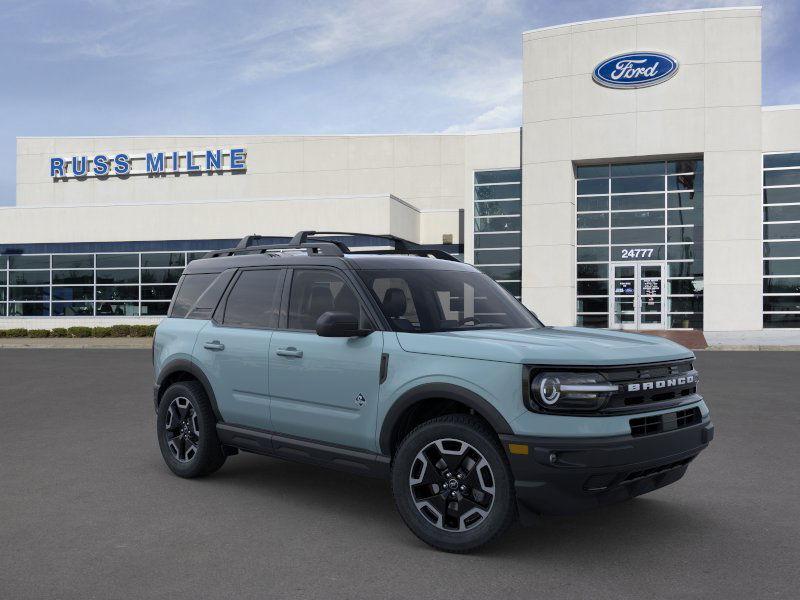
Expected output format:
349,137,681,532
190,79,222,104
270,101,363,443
530,371,618,411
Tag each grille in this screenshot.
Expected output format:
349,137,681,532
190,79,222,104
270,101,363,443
629,407,701,437
602,361,699,412
622,457,694,483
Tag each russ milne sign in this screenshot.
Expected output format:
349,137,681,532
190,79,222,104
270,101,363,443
50,148,246,179
593,52,678,89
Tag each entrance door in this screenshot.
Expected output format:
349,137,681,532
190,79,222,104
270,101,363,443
610,262,666,330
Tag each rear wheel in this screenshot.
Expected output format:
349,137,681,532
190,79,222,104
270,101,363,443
391,414,516,553
156,381,226,478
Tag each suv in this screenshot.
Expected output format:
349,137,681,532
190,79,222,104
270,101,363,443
153,231,713,552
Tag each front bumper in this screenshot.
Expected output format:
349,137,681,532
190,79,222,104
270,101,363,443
500,417,713,517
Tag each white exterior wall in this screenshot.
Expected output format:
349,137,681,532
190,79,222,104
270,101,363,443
521,7,764,330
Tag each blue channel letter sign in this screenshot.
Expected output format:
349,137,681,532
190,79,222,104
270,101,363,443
592,52,678,89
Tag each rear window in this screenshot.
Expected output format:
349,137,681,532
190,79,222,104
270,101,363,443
170,273,217,318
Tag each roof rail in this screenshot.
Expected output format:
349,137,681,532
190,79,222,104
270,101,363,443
202,231,459,261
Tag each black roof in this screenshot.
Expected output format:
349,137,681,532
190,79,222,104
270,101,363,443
183,231,471,275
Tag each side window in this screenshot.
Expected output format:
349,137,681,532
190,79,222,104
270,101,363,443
287,270,369,331
171,273,218,318
222,269,283,329
368,277,420,332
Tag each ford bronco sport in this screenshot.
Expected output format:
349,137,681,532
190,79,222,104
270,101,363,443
153,231,713,552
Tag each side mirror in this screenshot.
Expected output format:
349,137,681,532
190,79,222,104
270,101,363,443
315,311,372,338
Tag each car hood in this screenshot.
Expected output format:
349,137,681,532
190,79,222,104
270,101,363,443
395,326,693,366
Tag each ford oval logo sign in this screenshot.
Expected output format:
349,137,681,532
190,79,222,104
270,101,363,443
593,52,679,89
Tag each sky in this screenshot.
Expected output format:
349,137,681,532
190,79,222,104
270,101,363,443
1,0,798,206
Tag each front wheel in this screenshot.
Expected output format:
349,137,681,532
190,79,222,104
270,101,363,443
156,381,226,478
391,414,516,553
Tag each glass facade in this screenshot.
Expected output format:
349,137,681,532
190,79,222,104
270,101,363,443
473,169,522,298
763,153,800,328
575,159,704,329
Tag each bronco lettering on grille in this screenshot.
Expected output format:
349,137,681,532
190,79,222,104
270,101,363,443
627,374,695,393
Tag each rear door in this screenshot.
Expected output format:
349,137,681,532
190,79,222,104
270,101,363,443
268,268,384,451
194,268,285,429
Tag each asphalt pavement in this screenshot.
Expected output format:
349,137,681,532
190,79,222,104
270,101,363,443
0,350,798,599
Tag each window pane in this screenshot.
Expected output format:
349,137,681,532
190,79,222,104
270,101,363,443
764,259,800,276
187,252,207,263
474,200,521,216
497,281,521,296
96,302,138,316
764,314,800,327
8,302,49,316
577,314,608,327
9,271,49,285
96,254,138,268
667,245,695,261
577,298,608,312
52,286,93,301
611,210,664,228
142,268,183,284
223,269,283,328
611,162,664,177
764,277,800,293
577,197,608,212
577,264,608,278
667,174,700,191
764,205,800,222
287,270,366,330
764,153,800,168
52,254,93,269
577,281,608,295
0,304,5,316
668,209,700,226
474,184,521,200
473,249,521,264
668,279,703,295
9,255,49,269
96,269,138,284
476,265,521,281
668,262,696,277
141,285,177,301
611,194,664,210
474,233,520,248
0,255,6,269
669,296,703,312
52,270,93,284
0,272,5,285
667,160,702,174
96,286,139,301
0,288,5,301
474,170,520,184
577,213,608,228
52,302,94,316
474,217,520,232
611,228,664,244
763,187,800,204
668,191,702,209
141,253,185,268
764,170,800,186
576,165,608,178
171,273,218,318
141,302,170,316
577,230,608,245
611,176,663,194
576,179,608,195
10,287,50,301
764,223,800,240
611,246,665,261
763,296,800,312
668,227,694,243
764,241,800,258
669,314,703,329
577,246,608,262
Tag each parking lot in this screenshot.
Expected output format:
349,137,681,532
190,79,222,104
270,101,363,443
1,349,798,599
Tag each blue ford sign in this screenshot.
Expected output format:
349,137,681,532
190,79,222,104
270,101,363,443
593,52,678,89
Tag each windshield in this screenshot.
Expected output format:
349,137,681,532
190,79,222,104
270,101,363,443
357,269,543,333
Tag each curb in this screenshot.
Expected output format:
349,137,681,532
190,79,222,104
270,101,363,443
0,338,153,349
703,345,800,351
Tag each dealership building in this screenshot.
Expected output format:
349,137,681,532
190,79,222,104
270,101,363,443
2,6,800,339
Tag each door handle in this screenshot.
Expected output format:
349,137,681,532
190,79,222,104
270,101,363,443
276,347,303,358
203,340,225,351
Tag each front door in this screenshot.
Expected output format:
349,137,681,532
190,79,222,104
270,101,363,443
610,262,666,330
268,268,384,451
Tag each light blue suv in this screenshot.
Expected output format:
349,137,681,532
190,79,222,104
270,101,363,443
153,231,713,552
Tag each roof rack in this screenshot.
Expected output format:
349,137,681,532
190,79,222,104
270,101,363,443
203,230,459,261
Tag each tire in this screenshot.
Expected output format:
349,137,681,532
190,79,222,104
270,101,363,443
391,414,516,553
156,380,226,478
